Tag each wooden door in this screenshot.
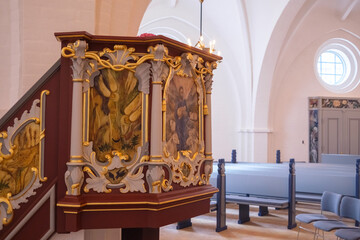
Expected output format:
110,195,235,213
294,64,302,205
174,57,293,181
322,110,343,154
343,111,360,155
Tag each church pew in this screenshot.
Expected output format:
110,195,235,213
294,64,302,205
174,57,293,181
178,158,360,232
218,160,357,202
295,162,357,202
321,154,360,165
209,160,297,229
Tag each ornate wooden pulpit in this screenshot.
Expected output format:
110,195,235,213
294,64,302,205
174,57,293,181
53,32,221,239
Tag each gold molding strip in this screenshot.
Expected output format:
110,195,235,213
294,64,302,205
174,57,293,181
64,211,78,214
72,79,83,82
70,155,83,163
39,90,50,182
150,156,162,161
141,92,144,146
152,81,162,85
57,189,218,208
62,196,212,214
145,94,149,143
82,91,90,145
162,108,166,142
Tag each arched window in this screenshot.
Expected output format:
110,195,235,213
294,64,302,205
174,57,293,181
315,38,360,93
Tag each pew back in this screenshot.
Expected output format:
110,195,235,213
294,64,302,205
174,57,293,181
210,161,357,201
210,162,290,199
296,163,355,196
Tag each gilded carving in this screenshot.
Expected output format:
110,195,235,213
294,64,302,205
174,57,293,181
159,50,218,187
171,151,204,187
64,163,84,195
61,40,218,193
0,94,49,229
62,42,156,194
146,166,164,193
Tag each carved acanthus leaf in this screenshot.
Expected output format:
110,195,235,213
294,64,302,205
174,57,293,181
135,63,151,94
101,45,138,65
148,44,168,60
204,73,213,93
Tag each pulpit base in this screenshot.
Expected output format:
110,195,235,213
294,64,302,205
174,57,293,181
122,228,159,240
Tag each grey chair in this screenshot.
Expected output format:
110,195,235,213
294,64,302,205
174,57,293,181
335,228,360,240
334,197,360,240
296,191,343,239
313,196,360,240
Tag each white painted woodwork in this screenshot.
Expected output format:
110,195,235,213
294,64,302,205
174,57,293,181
344,111,360,155
322,109,360,156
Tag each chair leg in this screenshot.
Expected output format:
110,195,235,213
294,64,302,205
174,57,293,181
313,228,318,240
296,223,301,240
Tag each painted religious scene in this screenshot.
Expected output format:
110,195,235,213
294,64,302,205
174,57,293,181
165,75,200,158
0,122,40,198
89,69,142,164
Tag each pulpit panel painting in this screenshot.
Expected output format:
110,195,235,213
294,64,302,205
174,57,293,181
165,75,200,158
0,122,39,198
89,69,142,164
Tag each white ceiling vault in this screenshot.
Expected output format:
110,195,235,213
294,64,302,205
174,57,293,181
138,0,360,162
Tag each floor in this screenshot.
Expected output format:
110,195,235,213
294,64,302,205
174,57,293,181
160,203,347,240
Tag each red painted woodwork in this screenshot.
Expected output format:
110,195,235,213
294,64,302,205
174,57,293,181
0,62,61,239
12,198,51,240
54,32,219,235
0,32,220,239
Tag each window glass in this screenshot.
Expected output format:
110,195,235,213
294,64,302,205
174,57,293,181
317,49,347,85
314,38,359,93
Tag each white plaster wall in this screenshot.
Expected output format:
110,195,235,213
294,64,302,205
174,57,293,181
0,0,11,116
0,0,20,117
244,0,289,104
238,0,290,162
138,0,245,161
95,0,150,36
20,0,96,97
269,0,360,162
0,0,96,118
0,0,150,118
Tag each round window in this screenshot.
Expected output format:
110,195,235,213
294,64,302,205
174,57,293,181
314,38,360,93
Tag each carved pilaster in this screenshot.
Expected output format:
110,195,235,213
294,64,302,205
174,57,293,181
204,73,214,160
146,166,165,194
149,44,169,160
66,40,87,195
64,163,84,195
147,44,169,193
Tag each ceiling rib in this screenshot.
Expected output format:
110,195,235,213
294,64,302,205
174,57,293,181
341,0,359,21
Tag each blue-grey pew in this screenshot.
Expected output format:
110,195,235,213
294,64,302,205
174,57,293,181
210,159,297,229
295,162,357,202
